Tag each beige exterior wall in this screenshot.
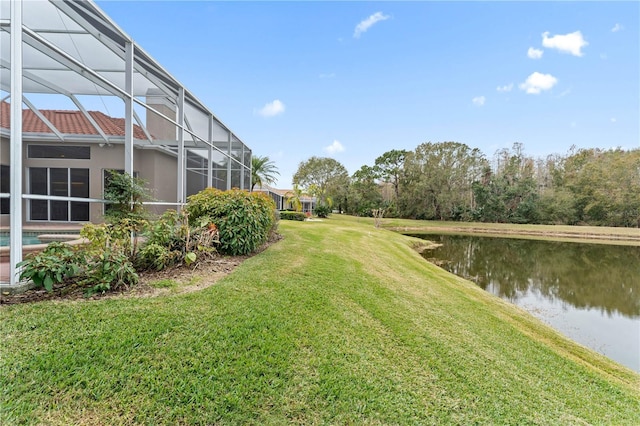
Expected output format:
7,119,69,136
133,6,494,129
134,147,178,217
0,137,8,162
0,137,182,225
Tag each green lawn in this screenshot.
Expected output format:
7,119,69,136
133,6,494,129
1,215,639,424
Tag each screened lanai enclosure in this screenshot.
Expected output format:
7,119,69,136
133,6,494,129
0,0,252,286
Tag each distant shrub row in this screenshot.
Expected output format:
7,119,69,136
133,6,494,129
280,211,307,221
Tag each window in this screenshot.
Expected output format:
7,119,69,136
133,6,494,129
0,165,9,214
29,168,89,221
28,145,90,159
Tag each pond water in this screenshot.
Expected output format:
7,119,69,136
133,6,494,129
411,234,640,372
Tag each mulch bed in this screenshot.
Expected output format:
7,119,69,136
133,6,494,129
1,234,282,306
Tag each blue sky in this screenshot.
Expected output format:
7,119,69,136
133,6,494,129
96,1,639,188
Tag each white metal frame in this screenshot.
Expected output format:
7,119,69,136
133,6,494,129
1,0,253,286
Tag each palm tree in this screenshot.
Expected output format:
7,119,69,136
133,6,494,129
251,155,280,191
286,184,303,212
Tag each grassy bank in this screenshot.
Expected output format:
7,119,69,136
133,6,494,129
381,217,640,246
1,215,639,424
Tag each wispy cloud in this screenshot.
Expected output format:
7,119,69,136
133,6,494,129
610,117,617,123
324,140,345,154
542,31,588,57
472,96,486,106
527,47,543,59
319,73,336,79
257,99,285,117
496,83,513,93
611,23,624,33
354,12,390,38
519,72,558,94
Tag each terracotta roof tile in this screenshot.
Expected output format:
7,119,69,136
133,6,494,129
0,101,148,140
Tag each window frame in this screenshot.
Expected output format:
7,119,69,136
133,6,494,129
28,167,90,222
0,164,9,215
27,145,91,160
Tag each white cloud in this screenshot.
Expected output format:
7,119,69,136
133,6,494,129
527,47,544,59
542,31,588,57
472,96,486,106
324,139,345,154
611,23,624,32
519,72,558,94
257,99,285,117
610,117,617,123
496,83,513,93
354,12,390,38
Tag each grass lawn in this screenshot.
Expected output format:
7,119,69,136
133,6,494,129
1,215,639,424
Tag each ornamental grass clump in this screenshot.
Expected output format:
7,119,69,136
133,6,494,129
186,188,277,255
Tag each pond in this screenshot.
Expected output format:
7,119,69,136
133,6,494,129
411,234,640,372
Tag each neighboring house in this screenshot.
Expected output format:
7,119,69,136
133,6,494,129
255,184,316,213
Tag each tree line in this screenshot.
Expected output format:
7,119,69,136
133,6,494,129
292,142,640,227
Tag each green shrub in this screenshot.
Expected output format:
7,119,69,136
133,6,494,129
137,209,218,271
186,188,277,255
280,211,306,221
137,242,179,271
103,170,153,223
78,223,140,294
81,219,148,262
314,204,332,218
17,242,84,291
83,248,139,295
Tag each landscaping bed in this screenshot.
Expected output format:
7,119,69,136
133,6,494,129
0,234,281,305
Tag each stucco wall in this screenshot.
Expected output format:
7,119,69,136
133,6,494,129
135,147,178,217
0,137,183,225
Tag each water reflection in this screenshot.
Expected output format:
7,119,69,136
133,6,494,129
416,235,640,318
411,234,640,371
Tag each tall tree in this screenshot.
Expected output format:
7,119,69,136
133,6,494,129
400,142,486,220
293,156,349,208
347,165,384,216
472,143,539,223
561,148,640,227
251,155,280,191
373,149,408,202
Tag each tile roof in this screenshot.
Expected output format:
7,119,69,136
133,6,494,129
0,101,148,140
255,184,315,202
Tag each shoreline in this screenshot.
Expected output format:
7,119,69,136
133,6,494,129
383,222,640,246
